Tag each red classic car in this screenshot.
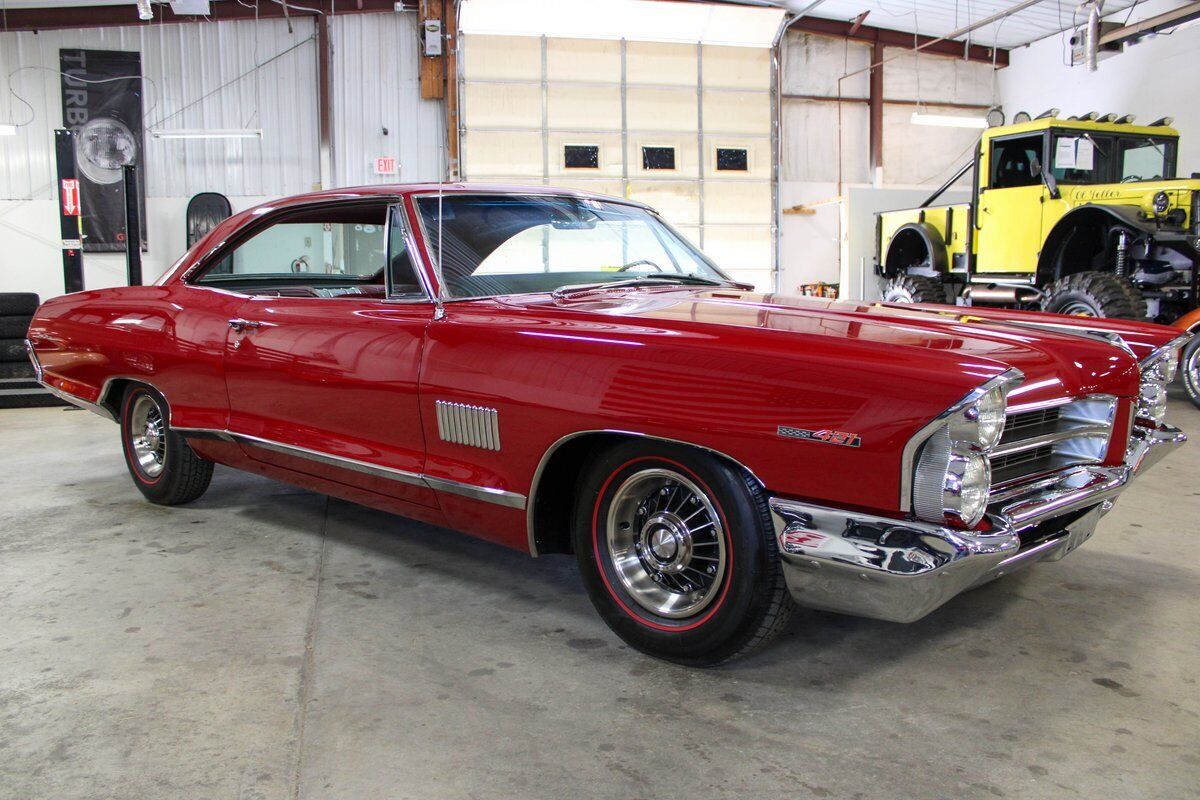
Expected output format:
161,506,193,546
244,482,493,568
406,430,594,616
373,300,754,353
25,184,1191,665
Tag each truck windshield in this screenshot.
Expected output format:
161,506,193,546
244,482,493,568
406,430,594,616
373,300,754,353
1118,137,1175,182
415,193,732,299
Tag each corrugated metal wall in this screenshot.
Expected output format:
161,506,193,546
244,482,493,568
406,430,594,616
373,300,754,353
0,17,320,201
329,12,445,187
458,33,775,290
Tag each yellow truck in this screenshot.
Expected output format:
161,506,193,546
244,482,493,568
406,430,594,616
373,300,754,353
876,112,1200,321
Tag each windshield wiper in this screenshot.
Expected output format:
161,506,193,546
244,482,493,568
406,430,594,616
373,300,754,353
551,274,735,298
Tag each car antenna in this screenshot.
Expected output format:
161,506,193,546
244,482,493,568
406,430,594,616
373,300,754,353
434,146,447,320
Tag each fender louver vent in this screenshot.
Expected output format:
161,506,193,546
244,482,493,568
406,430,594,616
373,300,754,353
435,401,501,451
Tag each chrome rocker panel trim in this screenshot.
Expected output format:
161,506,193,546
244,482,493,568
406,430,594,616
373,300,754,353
770,422,1184,623
173,428,528,510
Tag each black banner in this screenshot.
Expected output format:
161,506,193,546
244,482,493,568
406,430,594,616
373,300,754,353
59,49,147,253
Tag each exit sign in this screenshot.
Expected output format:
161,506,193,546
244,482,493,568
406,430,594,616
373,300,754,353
373,157,398,176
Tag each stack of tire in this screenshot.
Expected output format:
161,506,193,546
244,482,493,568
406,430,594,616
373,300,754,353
0,293,64,409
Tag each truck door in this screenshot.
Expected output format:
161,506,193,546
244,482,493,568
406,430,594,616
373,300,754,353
975,133,1047,274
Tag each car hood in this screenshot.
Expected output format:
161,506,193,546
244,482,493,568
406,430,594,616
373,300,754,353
506,288,1178,406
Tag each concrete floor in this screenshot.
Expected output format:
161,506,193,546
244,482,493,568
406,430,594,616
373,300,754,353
1,395,1198,800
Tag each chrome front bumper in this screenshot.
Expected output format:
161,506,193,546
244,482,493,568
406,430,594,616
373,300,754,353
769,423,1185,623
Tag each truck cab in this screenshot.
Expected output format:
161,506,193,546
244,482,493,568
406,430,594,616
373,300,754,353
876,112,1200,322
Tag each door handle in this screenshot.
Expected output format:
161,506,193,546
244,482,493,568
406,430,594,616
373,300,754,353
228,318,262,332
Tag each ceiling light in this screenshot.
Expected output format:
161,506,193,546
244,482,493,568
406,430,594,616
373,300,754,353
150,128,263,140
137,0,154,21
0,124,17,137
910,112,989,129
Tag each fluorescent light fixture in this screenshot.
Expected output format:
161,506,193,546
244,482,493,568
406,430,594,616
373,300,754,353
150,128,263,140
0,124,17,137
910,112,989,129
137,0,153,21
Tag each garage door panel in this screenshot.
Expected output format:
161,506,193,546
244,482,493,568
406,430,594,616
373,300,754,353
550,178,626,199
462,33,541,80
626,40,698,86
547,85,622,131
464,82,541,128
702,45,769,89
702,90,769,135
463,131,543,177
547,37,621,82
704,182,771,224
703,225,772,272
627,87,697,132
627,180,700,225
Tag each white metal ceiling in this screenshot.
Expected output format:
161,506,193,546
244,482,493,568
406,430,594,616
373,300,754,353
800,0,1142,50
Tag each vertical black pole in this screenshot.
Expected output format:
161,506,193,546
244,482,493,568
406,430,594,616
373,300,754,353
123,164,142,286
54,129,85,294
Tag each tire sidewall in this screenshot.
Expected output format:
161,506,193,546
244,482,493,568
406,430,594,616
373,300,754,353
1181,336,1200,410
573,441,774,664
121,385,170,493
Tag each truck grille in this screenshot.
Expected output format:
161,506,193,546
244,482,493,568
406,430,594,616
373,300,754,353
989,396,1116,491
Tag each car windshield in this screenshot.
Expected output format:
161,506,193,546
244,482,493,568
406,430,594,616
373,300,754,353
415,194,731,299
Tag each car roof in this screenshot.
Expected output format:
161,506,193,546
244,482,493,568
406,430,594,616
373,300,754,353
253,182,648,209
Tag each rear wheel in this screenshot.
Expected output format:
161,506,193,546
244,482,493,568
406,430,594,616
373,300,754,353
572,440,794,666
120,385,214,505
882,274,945,305
1181,335,1200,410
1040,271,1147,319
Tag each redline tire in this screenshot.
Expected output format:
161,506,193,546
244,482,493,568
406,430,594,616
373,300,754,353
1181,336,1200,411
119,385,214,505
572,440,794,666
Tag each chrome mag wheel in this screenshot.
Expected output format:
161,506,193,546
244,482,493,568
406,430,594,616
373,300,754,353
605,468,726,619
129,393,166,479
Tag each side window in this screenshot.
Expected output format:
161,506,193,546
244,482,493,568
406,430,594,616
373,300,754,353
386,207,423,297
193,204,389,292
990,135,1044,189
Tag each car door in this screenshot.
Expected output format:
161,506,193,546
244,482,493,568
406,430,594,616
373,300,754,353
206,200,439,508
976,132,1047,274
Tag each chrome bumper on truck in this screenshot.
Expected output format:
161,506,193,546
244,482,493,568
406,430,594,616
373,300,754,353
768,423,1185,623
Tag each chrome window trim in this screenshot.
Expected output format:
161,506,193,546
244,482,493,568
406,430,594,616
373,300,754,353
525,429,766,557
898,368,1024,513
172,427,526,510
384,201,437,302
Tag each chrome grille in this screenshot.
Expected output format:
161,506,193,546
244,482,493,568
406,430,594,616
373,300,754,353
990,396,1116,492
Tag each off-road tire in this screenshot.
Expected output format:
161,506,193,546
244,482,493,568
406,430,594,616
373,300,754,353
0,293,38,316
572,439,795,666
882,274,945,305
1040,271,1147,319
1180,335,1200,411
120,385,214,505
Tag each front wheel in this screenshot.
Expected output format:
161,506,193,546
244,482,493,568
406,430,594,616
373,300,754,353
1181,335,1200,410
572,440,794,666
120,385,214,505
1040,271,1147,319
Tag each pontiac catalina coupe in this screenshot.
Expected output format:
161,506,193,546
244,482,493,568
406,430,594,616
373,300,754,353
25,184,1190,665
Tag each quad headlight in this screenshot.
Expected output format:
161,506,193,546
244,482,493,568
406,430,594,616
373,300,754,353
910,374,1017,529
1137,338,1186,425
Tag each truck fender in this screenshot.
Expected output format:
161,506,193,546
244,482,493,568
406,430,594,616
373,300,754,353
883,222,949,277
1038,203,1150,283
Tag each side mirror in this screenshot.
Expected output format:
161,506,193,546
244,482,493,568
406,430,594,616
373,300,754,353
1031,156,1061,200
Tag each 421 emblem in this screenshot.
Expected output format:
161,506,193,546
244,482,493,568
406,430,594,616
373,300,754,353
777,426,862,448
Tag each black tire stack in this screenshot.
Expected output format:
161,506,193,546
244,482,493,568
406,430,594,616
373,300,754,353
0,293,66,409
